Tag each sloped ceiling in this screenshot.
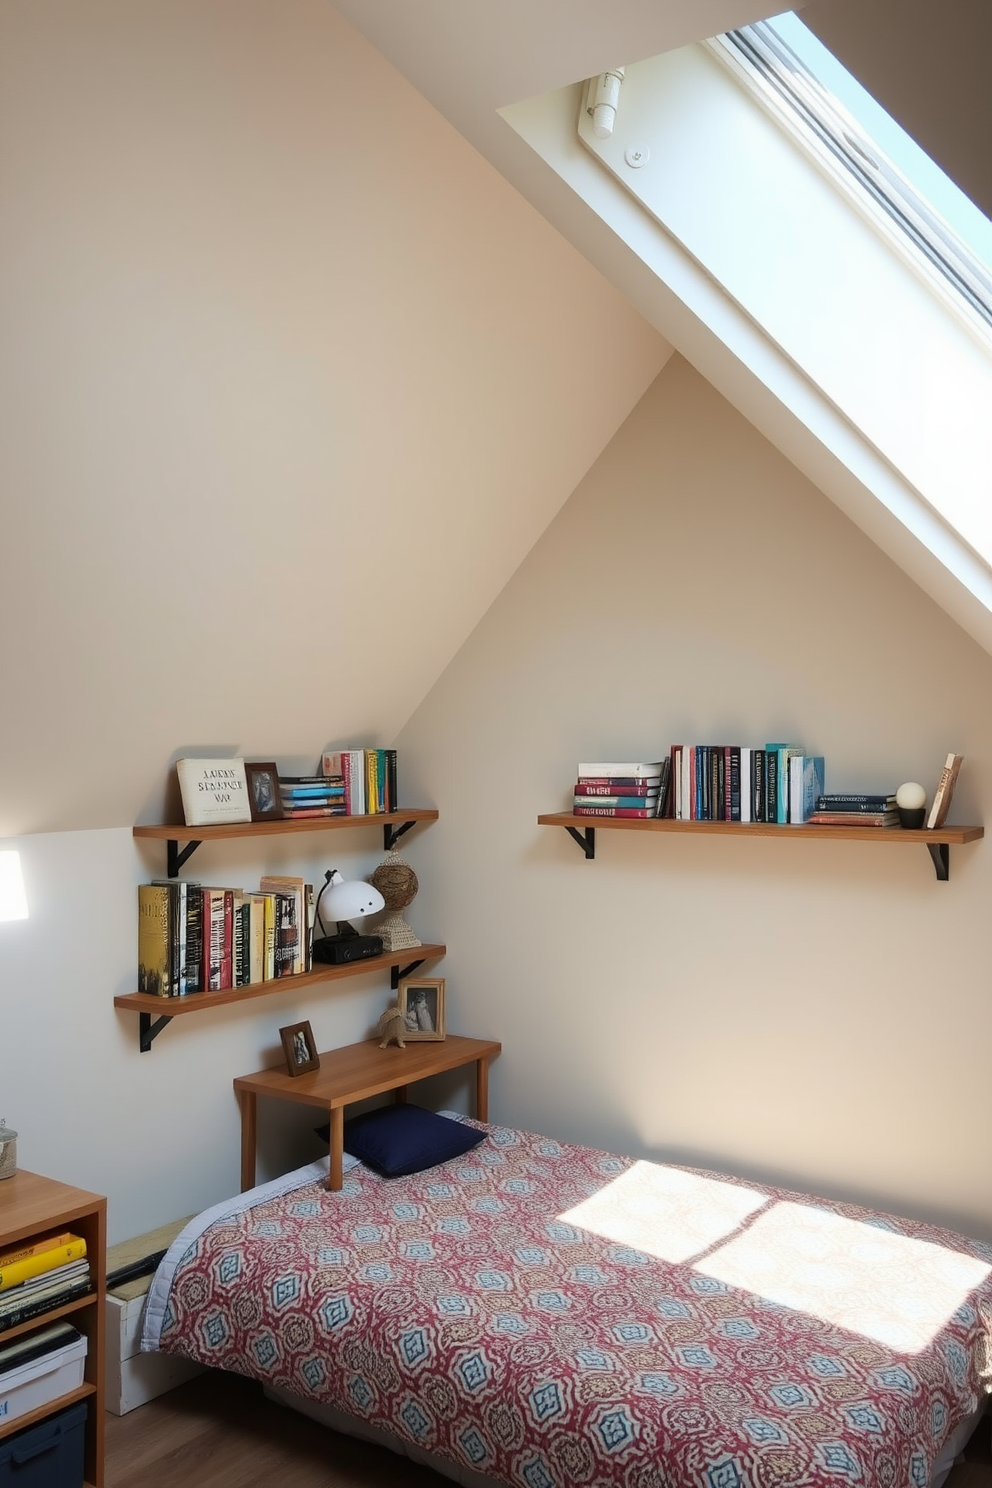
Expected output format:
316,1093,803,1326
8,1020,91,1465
0,1,668,836
330,0,992,663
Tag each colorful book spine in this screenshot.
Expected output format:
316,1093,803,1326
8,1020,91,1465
572,795,659,810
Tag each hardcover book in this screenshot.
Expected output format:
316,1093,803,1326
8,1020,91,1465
138,884,171,998
789,754,825,825
577,761,665,779
926,752,963,830
176,757,251,827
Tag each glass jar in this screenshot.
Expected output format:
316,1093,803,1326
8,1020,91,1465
0,1120,17,1180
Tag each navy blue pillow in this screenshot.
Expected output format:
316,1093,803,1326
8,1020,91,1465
316,1104,485,1177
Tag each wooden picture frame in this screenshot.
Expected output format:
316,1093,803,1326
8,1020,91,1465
397,977,446,1041
280,1020,320,1077
245,761,284,822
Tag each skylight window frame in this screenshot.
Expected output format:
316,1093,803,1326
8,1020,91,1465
704,22,992,342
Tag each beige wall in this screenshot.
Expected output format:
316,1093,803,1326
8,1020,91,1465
0,0,666,836
0,0,669,1240
398,355,992,1239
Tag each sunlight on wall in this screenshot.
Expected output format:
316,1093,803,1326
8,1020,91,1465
0,851,28,922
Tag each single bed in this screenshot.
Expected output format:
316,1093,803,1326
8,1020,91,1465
142,1116,992,1488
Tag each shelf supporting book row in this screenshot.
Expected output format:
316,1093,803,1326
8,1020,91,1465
119,944,447,1051
127,810,442,1051
132,811,439,878
537,814,983,880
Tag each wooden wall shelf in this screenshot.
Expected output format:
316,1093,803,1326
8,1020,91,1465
123,808,442,1049
134,810,439,875
538,813,983,880
115,944,446,1050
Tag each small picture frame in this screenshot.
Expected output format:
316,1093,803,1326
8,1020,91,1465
280,1020,320,1077
245,761,284,822
397,977,446,1042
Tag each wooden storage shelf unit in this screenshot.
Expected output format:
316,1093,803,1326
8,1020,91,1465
538,812,984,880
0,1169,106,1487
123,808,443,1050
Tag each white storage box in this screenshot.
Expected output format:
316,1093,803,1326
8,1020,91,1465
106,1290,203,1415
0,1326,86,1428
105,1216,203,1416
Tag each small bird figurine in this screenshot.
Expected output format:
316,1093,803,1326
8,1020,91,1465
377,1003,407,1049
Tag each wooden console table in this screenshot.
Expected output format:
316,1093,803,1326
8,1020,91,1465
234,1034,502,1191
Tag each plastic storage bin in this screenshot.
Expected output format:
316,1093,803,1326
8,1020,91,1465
0,1401,87,1488
0,1329,87,1428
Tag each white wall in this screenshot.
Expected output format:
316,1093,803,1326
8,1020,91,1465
397,355,992,1240
1,823,453,1242
0,0,667,837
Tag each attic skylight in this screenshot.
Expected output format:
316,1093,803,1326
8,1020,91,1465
708,13,992,332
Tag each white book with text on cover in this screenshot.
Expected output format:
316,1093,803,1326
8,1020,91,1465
176,758,252,826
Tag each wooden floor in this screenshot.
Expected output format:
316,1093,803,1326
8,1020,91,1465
106,1370,992,1488
105,1370,449,1488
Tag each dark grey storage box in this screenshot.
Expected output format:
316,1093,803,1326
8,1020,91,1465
0,1401,86,1488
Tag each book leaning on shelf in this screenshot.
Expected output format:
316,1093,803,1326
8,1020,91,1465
927,752,963,830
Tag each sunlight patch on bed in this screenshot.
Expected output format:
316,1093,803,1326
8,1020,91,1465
558,1162,769,1264
695,1201,991,1352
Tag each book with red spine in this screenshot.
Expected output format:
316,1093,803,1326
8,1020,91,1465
573,805,658,818
574,781,658,796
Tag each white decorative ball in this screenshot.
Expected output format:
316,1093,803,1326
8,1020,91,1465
896,781,926,810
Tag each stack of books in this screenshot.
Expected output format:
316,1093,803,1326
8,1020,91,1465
138,876,315,997
321,749,398,815
808,793,898,827
573,761,669,818
0,1231,91,1333
279,775,347,818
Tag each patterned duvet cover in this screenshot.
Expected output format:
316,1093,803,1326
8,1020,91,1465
143,1120,992,1488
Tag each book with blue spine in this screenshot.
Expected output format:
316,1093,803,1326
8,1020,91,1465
789,754,825,824
766,742,803,823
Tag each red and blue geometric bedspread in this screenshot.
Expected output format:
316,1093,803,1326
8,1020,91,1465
149,1122,992,1488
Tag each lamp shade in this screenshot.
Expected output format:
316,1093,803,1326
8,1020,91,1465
319,870,385,926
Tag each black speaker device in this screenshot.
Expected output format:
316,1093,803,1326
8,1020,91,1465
312,934,384,965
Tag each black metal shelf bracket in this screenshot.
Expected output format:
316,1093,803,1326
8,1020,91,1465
928,842,950,881
563,825,596,860
166,839,202,878
384,820,417,851
139,1012,173,1053
391,957,426,990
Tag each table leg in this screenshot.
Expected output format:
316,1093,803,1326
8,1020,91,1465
327,1106,344,1191
239,1091,257,1192
476,1058,490,1123
394,1085,408,1104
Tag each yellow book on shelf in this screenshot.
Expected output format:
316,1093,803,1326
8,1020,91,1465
0,1230,76,1271
0,1235,87,1292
